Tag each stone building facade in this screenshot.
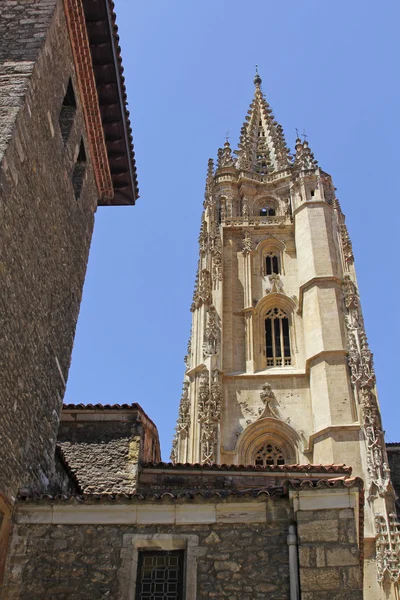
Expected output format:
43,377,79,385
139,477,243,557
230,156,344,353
172,72,400,597
3,404,363,600
0,0,137,586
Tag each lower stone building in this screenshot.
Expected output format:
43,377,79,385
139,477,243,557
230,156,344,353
2,404,363,599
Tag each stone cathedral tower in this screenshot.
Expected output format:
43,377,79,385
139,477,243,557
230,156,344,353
172,73,400,596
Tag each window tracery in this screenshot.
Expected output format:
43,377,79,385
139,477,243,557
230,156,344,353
265,307,291,367
254,443,285,466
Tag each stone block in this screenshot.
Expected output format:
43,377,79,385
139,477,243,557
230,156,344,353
298,519,339,542
300,567,340,591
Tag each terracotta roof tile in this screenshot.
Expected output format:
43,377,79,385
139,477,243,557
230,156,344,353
17,477,363,503
141,461,352,474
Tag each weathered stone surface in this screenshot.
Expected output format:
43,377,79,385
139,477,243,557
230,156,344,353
0,0,99,500
3,516,291,599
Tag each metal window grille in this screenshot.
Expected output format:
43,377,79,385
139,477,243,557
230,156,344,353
135,550,185,600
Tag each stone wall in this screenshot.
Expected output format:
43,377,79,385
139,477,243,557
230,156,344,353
58,408,160,494
297,507,362,599
3,487,364,599
3,497,292,600
0,0,57,160
0,0,98,499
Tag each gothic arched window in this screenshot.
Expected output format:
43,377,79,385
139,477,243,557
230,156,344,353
265,252,280,275
254,443,286,466
265,307,291,367
259,206,275,217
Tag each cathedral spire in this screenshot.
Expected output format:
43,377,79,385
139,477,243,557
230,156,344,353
235,71,291,174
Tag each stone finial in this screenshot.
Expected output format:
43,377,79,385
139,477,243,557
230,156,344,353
219,140,234,168
293,137,318,173
254,65,262,87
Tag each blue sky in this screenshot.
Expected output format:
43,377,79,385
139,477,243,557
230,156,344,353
64,0,400,459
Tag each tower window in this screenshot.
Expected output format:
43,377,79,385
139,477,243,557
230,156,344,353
265,252,280,275
135,550,184,600
310,189,315,197
255,443,286,466
259,206,276,217
265,307,291,367
72,139,86,200
59,79,77,143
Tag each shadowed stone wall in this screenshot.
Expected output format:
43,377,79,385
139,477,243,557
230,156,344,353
0,0,98,499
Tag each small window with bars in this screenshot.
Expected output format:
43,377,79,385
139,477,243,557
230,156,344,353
265,252,280,275
265,307,291,367
255,443,286,466
136,550,185,600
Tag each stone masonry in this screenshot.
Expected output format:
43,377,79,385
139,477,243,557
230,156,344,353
0,0,98,500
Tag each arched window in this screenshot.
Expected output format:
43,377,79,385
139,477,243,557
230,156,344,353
265,307,291,367
259,206,276,217
254,443,286,466
265,252,280,275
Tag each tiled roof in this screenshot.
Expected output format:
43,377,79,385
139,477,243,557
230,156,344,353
17,477,363,503
82,0,138,204
62,402,157,430
141,461,352,474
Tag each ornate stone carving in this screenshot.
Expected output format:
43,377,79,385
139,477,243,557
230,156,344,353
266,273,284,294
375,513,400,583
259,382,280,419
184,335,192,370
340,223,354,263
242,230,252,255
242,197,249,218
170,381,191,463
203,158,215,208
198,369,222,464
209,225,222,286
190,265,200,312
192,269,212,310
203,305,220,357
342,274,390,502
219,140,234,168
198,217,208,254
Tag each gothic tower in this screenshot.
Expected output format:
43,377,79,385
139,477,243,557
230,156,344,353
172,72,400,596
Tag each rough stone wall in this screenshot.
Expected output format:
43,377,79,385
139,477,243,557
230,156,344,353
57,421,143,494
0,0,57,161
0,0,98,499
297,507,362,599
3,518,290,600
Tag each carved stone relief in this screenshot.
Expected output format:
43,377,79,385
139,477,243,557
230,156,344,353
197,368,222,464
203,305,220,357
265,273,284,294
342,273,400,584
